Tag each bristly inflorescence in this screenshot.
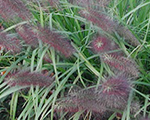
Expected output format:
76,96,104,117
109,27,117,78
16,24,75,57
100,75,131,110
79,8,116,34
0,0,32,21
16,24,39,48
48,0,59,7
0,0,142,119
139,117,150,120
91,35,122,55
6,71,54,87
0,32,21,53
79,7,141,47
56,86,107,114
115,25,141,46
56,75,131,115
101,53,139,77
70,0,111,8
37,26,75,57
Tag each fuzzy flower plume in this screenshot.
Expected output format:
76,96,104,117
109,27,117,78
115,25,141,46
16,24,39,47
79,8,140,46
56,86,107,113
101,53,139,77
70,0,111,8
130,101,140,114
6,71,54,87
37,27,75,57
0,0,32,21
139,117,150,120
0,32,21,53
91,35,121,55
48,0,59,7
100,75,131,110
79,8,116,33
56,75,130,114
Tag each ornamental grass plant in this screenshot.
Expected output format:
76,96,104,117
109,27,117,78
0,0,150,120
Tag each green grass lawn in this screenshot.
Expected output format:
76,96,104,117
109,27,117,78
0,0,150,120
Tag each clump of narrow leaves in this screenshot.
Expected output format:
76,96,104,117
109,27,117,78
56,75,131,116
101,53,139,77
0,0,32,21
6,71,54,87
0,32,21,53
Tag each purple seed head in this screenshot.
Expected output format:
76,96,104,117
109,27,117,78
0,1,17,21
91,35,121,55
130,101,140,114
48,0,59,7
56,97,80,113
116,25,141,46
101,53,139,77
56,75,131,114
0,0,32,21
79,7,140,47
139,117,150,120
16,24,39,47
79,8,116,33
56,86,107,113
70,0,111,8
6,71,54,87
102,77,130,96
0,32,21,53
37,27,75,57
98,75,131,109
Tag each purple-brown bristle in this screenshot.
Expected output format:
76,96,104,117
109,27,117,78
16,24,39,47
130,101,140,114
139,117,150,120
115,25,141,46
99,75,131,110
91,35,121,55
56,97,80,113
0,32,21,53
0,0,32,21
79,8,140,47
6,71,54,87
56,75,131,113
79,8,116,33
102,78,130,96
70,0,111,8
101,53,139,77
0,0,17,21
37,27,75,57
56,86,107,113
48,0,59,7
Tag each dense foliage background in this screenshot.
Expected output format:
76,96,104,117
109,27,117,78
0,0,150,120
